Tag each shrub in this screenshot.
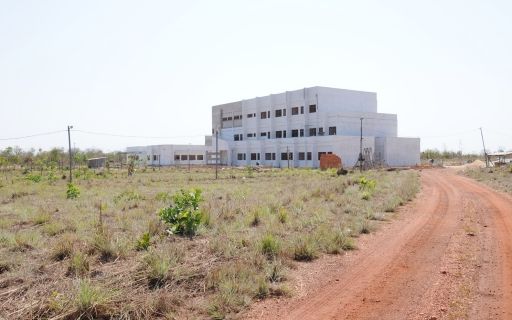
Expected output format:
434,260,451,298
158,189,203,237
250,210,261,227
136,232,151,251
358,176,376,192
143,249,182,288
326,231,355,254
261,234,279,258
66,183,80,199
68,252,89,276
92,231,116,262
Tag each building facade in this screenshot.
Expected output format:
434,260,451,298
127,87,420,168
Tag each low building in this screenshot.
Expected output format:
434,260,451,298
127,86,420,168
87,157,107,169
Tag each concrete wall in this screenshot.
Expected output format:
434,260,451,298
375,137,421,167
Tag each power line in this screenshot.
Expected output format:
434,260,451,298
0,130,66,141
72,129,206,140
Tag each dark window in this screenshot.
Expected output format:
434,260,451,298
247,113,256,118
189,155,196,161
319,127,325,136
265,153,272,161
234,115,242,120
281,153,287,160
329,126,336,135
283,130,287,138
275,109,282,117
181,155,188,161
260,132,267,137
261,111,267,119
318,152,326,160
153,155,158,161
309,104,317,113
247,133,256,138
175,155,180,160
299,152,305,160
301,106,304,114
234,134,243,141
307,152,312,160
309,128,317,136
276,131,283,138
197,155,204,160
283,109,286,116
292,107,299,115
267,111,270,118
267,132,271,139
291,129,299,137
237,153,246,161
300,129,304,137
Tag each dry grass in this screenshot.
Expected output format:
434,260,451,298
0,166,419,319
464,165,512,193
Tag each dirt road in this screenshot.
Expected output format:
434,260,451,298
246,169,512,320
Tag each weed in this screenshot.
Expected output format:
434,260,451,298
144,249,182,288
73,279,110,313
51,234,74,261
325,231,355,254
293,238,318,261
278,208,288,224
266,260,285,283
159,188,203,236
32,212,51,225
26,173,42,183
68,252,89,276
136,232,151,251
261,234,279,258
12,231,39,251
155,191,170,202
250,210,261,227
92,230,116,262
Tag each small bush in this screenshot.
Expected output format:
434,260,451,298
143,249,182,288
135,232,151,251
293,238,318,261
92,231,116,262
326,231,355,254
261,234,279,258
265,260,285,283
158,189,203,237
68,252,89,276
250,210,261,227
66,183,80,199
359,219,372,234
361,191,371,200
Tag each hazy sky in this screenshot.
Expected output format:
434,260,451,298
1,0,511,153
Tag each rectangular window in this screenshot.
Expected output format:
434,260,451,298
175,155,180,161
237,153,246,161
300,129,304,137
251,153,258,161
247,113,256,118
281,153,287,160
260,132,267,137
261,111,267,119
181,155,188,161
275,109,282,117
319,127,325,136
292,107,299,115
307,152,312,160
276,131,283,138
283,130,287,138
291,129,299,137
267,131,271,139
298,152,305,160
329,126,336,135
189,155,196,161
283,109,287,116
318,152,326,160
309,128,317,136
309,104,317,113
197,155,204,161
153,155,158,161
247,133,256,138
265,153,272,161
234,115,242,120
301,106,304,114
234,134,243,141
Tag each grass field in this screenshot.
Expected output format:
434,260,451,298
464,165,512,194
0,166,419,319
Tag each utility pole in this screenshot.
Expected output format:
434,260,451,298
67,125,73,183
215,129,219,179
480,127,489,167
358,118,364,172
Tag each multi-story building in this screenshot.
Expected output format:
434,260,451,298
127,86,420,168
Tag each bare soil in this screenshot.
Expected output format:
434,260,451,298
245,169,512,320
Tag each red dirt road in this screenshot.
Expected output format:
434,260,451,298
246,169,512,320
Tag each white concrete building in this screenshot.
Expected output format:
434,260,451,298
127,87,420,168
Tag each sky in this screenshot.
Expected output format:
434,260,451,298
1,0,511,153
